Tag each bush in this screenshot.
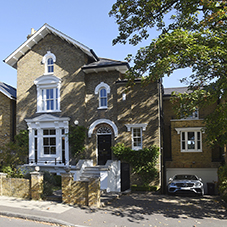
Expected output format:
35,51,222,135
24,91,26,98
0,130,28,176
1,165,24,178
68,125,86,158
131,184,157,192
218,164,227,202
112,143,159,186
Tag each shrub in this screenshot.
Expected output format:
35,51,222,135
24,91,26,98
112,143,159,186
68,125,86,157
218,164,227,202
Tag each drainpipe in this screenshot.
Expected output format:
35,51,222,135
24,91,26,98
157,79,164,194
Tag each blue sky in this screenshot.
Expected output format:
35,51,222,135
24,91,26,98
0,0,189,89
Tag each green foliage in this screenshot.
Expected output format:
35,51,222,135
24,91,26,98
112,143,159,185
0,130,28,176
1,165,24,178
131,184,157,192
110,0,227,147
218,164,227,202
68,125,86,157
43,172,61,197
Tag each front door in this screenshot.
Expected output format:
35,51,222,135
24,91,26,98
98,135,112,165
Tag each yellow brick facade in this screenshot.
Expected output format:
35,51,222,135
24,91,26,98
0,92,16,146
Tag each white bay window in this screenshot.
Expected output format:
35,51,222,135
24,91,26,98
26,114,69,166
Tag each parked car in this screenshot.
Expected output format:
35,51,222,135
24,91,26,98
168,174,204,196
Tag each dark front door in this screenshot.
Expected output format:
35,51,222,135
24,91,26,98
98,135,112,165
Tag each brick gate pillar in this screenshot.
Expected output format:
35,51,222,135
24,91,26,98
0,173,7,196
30,167,44,200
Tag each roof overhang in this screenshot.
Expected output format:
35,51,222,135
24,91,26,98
4,23,96,69
0,87,16,100
83,64,129,74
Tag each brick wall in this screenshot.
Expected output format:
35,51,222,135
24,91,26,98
0,173,30,199
61,173,100,207
0,93,15,145
16,33,88,132
163,98,220,168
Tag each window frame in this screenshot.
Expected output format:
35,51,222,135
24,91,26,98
42,51,56,75
26,114,70,166
99,88,107,108
181,106,199,120
94,82,110,109
132,127,143,150
125,123,148,150
34,75,61,113
175,127,203,152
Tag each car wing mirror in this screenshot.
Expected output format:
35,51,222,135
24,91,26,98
169,178,173,181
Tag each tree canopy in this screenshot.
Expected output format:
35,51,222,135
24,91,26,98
109,0,227,147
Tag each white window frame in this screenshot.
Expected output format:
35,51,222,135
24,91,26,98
34,75,61,113
42,51,56,75
94,82,110,109
26,114,70,166
181,106,199,120
175,127,203,152
125,123,148,150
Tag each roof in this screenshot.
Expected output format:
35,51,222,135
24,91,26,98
0,82,16,100
4,23,97,69
82,58,129,74
164,87,190,97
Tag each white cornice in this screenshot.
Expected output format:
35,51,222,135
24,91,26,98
125,123,148,131
175,127,204,134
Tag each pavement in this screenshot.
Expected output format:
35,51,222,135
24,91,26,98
0,192,227,227
0,192,123,227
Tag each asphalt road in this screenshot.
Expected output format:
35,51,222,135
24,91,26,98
76,192,227,227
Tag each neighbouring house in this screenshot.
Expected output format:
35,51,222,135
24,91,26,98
163,87,223,194
0,82,16,146
4,24,162,192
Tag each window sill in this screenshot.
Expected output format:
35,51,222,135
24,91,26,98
36,110,61,113
181,150,202,152
98,106,108,110
132,147,142,151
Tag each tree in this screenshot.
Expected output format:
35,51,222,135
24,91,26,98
109,0,227,148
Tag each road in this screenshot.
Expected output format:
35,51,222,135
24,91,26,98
0,215,60,227
76,192,227,227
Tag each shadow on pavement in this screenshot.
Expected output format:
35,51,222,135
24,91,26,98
81,192,227,223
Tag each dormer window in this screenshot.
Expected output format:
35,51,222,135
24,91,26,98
95,82,110,109
42,51,56,75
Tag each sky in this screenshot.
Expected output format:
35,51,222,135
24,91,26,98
0,0,189,89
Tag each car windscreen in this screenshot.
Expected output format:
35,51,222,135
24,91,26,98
173,175,198,180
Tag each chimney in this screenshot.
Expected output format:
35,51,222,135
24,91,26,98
27,28,36,39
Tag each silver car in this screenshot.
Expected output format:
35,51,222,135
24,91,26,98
168,174,204,196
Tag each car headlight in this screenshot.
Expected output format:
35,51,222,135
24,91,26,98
170,183,176,186
195,182,202,186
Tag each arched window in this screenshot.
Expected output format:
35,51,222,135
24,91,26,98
94,82,110,109
100,88,107,108
47,58,54,73
42,51,56,75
